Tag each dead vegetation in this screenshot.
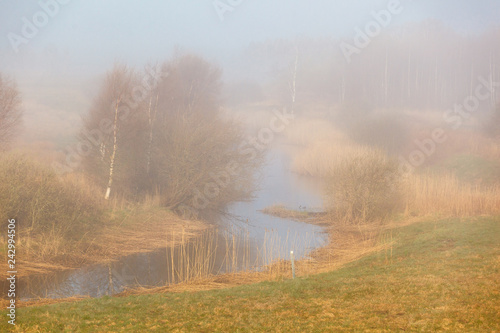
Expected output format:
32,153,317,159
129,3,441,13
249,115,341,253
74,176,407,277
11,212,396,308
260,204,324,221
289,118,500,223
0,153,209,279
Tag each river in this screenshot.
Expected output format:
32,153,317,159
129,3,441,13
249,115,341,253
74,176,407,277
17,145,328,299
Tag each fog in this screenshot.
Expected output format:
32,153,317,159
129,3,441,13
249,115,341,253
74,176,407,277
2,1,499,76
1,0,499,180
2,2,500,322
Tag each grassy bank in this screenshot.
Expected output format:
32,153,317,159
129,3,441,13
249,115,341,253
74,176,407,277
0,154,209,280
0,203,208,280
260,204,326,222
3,216,499,332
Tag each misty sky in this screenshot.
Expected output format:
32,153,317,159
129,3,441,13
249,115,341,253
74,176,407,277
1,0,499,78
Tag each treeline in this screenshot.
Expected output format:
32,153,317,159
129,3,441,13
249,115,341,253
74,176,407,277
79,54,261,216
236,20,499,113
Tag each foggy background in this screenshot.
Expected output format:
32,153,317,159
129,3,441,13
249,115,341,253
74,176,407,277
1,0,499,156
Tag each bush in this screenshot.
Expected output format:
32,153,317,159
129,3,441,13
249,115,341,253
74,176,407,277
0,154,105,239
326,149,402,223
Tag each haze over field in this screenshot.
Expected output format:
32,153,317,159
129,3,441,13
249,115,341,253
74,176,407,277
1,2,500,331
1,1,499,153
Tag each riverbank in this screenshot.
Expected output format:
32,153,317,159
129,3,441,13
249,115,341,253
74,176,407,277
5,206,393,309
0,204,208,283
4,215,498,331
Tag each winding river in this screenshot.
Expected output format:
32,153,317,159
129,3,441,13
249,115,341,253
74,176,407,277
17,145,327,299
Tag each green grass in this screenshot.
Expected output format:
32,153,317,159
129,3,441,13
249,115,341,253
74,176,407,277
3,217,499,332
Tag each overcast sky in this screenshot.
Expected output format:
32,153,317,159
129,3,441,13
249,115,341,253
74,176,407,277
1,0,499,78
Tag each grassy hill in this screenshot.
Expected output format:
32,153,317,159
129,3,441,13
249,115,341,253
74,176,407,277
3,216,499,332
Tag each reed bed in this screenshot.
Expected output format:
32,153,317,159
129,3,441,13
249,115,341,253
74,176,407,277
403,172,500,217
160,226,321,286
291,140,379,178
11,211,400,308
112,217,391,299
292,138,500,220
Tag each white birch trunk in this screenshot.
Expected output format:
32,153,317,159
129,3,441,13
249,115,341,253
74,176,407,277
105,98,120,200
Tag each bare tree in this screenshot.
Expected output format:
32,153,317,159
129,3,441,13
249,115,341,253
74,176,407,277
80,64,143,199
149,54,262,214
0,75,22,151
80,55,262,213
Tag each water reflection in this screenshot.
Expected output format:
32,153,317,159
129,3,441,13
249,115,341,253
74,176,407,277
14,146,328,300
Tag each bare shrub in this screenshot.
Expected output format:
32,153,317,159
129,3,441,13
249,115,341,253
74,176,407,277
326,149,402,224
0,154,105,241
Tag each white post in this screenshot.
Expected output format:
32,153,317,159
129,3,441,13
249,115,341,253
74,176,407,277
290,250,295,279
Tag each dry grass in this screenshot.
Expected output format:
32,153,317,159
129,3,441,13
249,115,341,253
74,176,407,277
6,216,499,332
442,130,500,161
324,149,401,223
11,209,392,309
0,153,210,279
291,135,500,221
291,140,378,178
403,172,500,217
29,168,492,308
260,204,323,221
20,210,205,278
0,191,208,279
97,216,391,302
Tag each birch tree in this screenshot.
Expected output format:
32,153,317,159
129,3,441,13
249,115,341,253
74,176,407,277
80,55,261,213
80,65,140,200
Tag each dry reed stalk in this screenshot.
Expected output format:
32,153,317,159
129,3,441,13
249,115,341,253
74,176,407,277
15,215,413,308
404,173,500,217
291,141,378,178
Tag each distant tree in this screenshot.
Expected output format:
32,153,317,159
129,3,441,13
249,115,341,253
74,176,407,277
0,74,22,151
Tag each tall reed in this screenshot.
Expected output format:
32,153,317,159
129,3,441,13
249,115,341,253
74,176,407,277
403,172,500,217
164,226,322,285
